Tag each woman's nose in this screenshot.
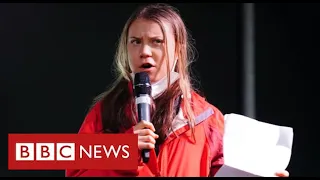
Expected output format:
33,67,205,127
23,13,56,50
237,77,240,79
140,45,152,58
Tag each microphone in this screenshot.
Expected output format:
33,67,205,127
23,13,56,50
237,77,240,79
133,72,152,163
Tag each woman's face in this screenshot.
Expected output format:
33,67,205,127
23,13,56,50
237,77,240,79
127,18,176,84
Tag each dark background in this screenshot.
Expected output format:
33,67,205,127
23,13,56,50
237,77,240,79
2,3,319,177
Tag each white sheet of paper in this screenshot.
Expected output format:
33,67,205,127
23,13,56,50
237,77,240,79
215,113,294,177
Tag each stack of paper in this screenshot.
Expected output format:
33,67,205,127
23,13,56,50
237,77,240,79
215,113,294,177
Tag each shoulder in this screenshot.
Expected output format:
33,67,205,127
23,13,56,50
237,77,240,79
191,91,224,135
78,100,104,134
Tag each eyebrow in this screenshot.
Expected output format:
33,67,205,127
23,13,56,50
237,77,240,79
129,36,163,39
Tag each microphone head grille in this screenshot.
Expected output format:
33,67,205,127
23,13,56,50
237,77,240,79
134,72,150,85
133,72,151,96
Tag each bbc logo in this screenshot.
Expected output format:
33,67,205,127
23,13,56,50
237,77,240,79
16,143,75,161
9,134,138,170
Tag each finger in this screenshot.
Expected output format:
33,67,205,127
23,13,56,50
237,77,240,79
134,129,159,139
275,170,289,177
134,121,155,132
138,135,156,144
138,142,155,150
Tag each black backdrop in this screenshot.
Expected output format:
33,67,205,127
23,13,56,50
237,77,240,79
2,3,319,177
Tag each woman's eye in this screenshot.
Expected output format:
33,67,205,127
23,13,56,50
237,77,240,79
154,39,163,44
130,39,141,44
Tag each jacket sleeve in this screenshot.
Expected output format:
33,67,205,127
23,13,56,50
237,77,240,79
207,106,225,177
209,134,223,176
65,101,139,177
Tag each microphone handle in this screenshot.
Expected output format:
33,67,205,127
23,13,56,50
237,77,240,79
137,98,151,163
142,149,150,163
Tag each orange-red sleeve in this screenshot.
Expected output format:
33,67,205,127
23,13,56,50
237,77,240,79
207,106,224,177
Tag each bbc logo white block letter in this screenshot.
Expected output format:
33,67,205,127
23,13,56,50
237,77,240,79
16,143,34,161
36,143,54,161
56,143,75,161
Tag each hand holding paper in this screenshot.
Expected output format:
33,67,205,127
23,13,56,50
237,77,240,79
215,113,294,177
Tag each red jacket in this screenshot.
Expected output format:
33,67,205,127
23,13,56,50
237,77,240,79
65,89,224,177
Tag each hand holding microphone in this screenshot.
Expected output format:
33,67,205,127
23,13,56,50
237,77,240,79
133,72,158,163
133,121,159,151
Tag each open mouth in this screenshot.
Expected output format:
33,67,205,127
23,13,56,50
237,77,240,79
140,63,154,69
